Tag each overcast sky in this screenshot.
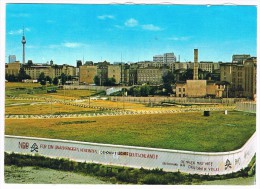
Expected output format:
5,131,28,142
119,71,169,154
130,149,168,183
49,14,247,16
5,4,257,66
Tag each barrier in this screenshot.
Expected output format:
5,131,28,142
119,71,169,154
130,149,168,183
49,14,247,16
5,133,256,175
236,102,256,113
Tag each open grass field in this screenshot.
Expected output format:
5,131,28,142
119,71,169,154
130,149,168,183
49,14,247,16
89,99,233,111
5,82,97,100
5,111,256,152
5,102,100,115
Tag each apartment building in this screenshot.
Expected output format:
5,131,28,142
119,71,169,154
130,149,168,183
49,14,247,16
79,65,97,84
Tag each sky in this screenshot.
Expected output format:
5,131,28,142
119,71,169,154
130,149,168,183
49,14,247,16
5,4,257,66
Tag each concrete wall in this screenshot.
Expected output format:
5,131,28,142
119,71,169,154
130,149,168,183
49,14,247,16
186,80,207,97
5,132,256,175
236,102,256,113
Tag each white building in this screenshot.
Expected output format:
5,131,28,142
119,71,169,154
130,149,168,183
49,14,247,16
8,55,16,63
153,55,164,63
164,53,176,64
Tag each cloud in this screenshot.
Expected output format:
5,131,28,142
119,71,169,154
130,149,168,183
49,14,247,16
167,36,191,41
142,24,162,31
27,45,37,49
114,25,124,30
125,18,138,27
97,15,115,20
8,27,30,35
62,42,84,48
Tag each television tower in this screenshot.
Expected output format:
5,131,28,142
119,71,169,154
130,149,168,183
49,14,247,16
21,27,26,64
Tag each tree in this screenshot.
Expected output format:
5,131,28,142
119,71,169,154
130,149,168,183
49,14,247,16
38,72,46,82
94,75,101,86
162,71,175,84
162,71,175,95
27,60,33,67
60,73,67,85
46,76,52,84
6,74,18,82
17,67,31,82
103,77,116,86
180,69,193,81
40,79,46,86
53,77,59,85
140,85,151,97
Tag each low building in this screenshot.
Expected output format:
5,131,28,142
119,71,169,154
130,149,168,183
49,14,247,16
23,63,77,80
186,80,207,97
5,62,21,76
175,80,226,98
175,81,186,97
137,67,166,85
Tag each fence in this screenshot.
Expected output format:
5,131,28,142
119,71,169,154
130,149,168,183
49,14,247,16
109,96,245,105
236,102,256,113
5,132,256,175
63,85,109,91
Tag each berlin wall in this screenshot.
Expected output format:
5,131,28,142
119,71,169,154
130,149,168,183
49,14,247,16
5,133,256,175
236,102,256,113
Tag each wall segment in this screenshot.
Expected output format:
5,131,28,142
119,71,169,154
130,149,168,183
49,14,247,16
5,133,256,175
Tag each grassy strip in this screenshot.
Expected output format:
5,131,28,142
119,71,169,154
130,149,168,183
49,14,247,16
4,153,255,185
5,111,256,152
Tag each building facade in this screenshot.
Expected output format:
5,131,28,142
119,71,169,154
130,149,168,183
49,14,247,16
243,57,257,99
137,67,166,85
79,65,97,85
8,55,16,63
5,62,21,76
163,53,176,64
232,54,251,63
23,64,77,80
153,55,164,63
107,65,121,84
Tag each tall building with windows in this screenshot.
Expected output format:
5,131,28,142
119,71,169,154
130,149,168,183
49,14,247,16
8,55,16,63
163,53,176,64
153,53,176,64
232,54,251,64
153,55,164,63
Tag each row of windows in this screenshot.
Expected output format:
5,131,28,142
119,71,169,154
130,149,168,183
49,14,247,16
178,88,185,92
138,70,161,73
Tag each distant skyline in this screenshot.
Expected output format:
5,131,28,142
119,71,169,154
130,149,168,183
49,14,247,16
5,4,257,66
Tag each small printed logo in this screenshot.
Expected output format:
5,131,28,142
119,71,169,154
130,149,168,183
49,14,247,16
225,159,232,170
19,142,29,149
31,143,39,152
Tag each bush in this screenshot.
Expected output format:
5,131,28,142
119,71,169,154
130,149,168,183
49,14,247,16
116,169,130,182
142,174,167,184
4,153,256,185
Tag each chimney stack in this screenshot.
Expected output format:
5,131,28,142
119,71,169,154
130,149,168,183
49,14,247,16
193,49,198,80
